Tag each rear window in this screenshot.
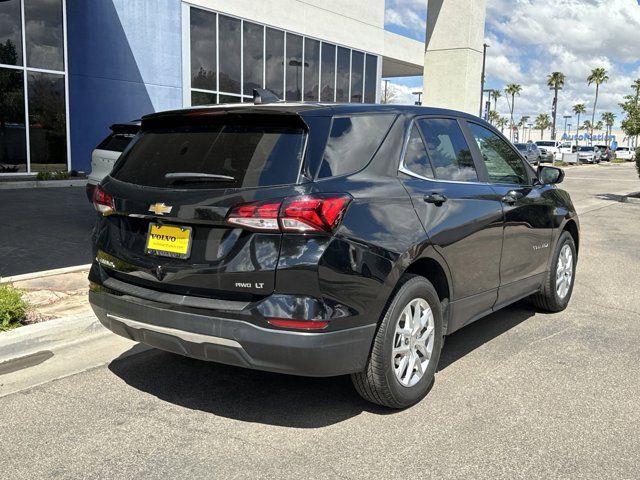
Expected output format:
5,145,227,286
536,141,554,147
111,116,306,189
96,133,137,153
317,114,395,178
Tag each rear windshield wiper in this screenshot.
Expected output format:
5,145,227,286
164,172,236,183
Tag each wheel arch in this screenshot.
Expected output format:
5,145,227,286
562,218,580,255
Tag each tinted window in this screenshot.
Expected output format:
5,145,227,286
318,114,395,178
468,123,529,185
350,51,364,103
190,8,216,91
303,38,320,101
0,68,26,172
418,119,477,182
191,91,217,106
265,28,284,98
0,0,22,66
97,133,136,153
285,33,303,101
112,117,306,189
218,15,241,94
364,54,377,103
25,0,64,71
243,21,263,94
336,47,350,102
28,71,67,171
320,43,336,102
403,125,434,179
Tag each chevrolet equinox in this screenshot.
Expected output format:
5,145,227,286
89,102,579,408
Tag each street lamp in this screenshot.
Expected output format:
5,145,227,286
288,59,309,100
413,91,423,106
479,43,489,116
563,115,572,138
482,89,495,121
527,123,533,142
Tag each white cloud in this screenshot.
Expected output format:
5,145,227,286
380,81,420,105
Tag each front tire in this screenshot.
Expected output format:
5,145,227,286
351,275,443,409
530,231,577,312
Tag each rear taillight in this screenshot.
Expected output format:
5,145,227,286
227,194,351,234
92,185,115,215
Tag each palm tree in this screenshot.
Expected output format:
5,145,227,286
601,112,616,140
491,90,502,114
582,120,593,138
572,103,587,146
595,120,604,134
535,113,552,139
504,84,523,141
547,72,566,140
496,117,508,134
488,110,500,125
587,67,609,144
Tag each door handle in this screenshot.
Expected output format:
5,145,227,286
501,190,523,205
424,192,447,205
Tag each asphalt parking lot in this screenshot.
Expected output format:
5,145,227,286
1,163,639,479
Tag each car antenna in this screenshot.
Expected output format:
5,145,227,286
253,88,282,105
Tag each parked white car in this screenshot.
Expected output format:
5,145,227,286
535,140,573,161
615,146,636,161
576,145,598,164
86,121,140,201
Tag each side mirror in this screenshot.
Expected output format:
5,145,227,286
538,165,564,185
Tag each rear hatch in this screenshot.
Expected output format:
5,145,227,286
96,111,313,299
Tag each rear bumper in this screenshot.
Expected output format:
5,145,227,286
89,290,376,377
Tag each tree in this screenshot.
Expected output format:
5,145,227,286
572,103,587,145
488,110,500,125
491,90,502,113
620,79,640,154
601,112,616,140
547,72,566,140
582,120,593,135
380,81,398,104
504,84,522,142
535,113,552,139
496,117,508,134
587,67,609,144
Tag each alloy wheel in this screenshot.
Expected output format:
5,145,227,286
556,244,573,299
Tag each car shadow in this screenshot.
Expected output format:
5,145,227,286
108,301,536,428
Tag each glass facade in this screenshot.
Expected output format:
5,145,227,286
188,6,379,106
0,0,67,174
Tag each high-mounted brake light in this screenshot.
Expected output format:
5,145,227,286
226,194,351,234
92,185,115,215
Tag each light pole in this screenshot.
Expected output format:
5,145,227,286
482,89,494,121
383,80,389,103
479,43,489,117
527,123,533,142
413,91,423,106
563,115,572,139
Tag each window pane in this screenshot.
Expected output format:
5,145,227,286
0,0,22,66
243,21,263,95
285,33,302,101
336,47,350,102
320,43,335,102
25,0,64,71
418,118,477,182
265,28,284,98
403,124,433,178
0,68,26,172
190,8,216,91
318,114,396,178
218,15,241,94
303,38,319,101
96,133,136,153
468,123,529,185
350,51,364,103
219,94,241,104
191,91,217,106
28,72,67,171
364,54,377,103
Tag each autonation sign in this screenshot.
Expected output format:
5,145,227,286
561,133,617,141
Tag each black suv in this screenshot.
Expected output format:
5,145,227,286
89,103,579,408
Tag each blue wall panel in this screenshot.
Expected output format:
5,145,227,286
66,0,182,172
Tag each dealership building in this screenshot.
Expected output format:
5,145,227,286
0,0,424,175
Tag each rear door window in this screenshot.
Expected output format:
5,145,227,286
96,133,137,153
417,118,478,182
317,114,395,178
403,124,434,179
111,116,306,189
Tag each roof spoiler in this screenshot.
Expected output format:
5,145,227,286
253,88,282,105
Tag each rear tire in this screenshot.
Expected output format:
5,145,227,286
351,275,443,409
530,231,577,312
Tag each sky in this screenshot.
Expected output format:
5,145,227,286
384,0,640,130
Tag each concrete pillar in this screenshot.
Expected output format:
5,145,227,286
423,0,487,115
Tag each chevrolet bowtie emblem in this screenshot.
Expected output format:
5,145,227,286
148,203,173,215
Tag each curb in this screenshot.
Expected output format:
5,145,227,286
0,264,92,285
0,312,106,364
0,179,87,190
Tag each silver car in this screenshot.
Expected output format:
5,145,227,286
515,142,542,165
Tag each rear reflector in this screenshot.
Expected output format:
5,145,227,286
93,185,115,215
227,194,351,234
267,318,329,330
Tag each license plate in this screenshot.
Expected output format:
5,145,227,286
146,223,192,259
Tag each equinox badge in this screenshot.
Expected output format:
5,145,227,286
148,203,173,215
